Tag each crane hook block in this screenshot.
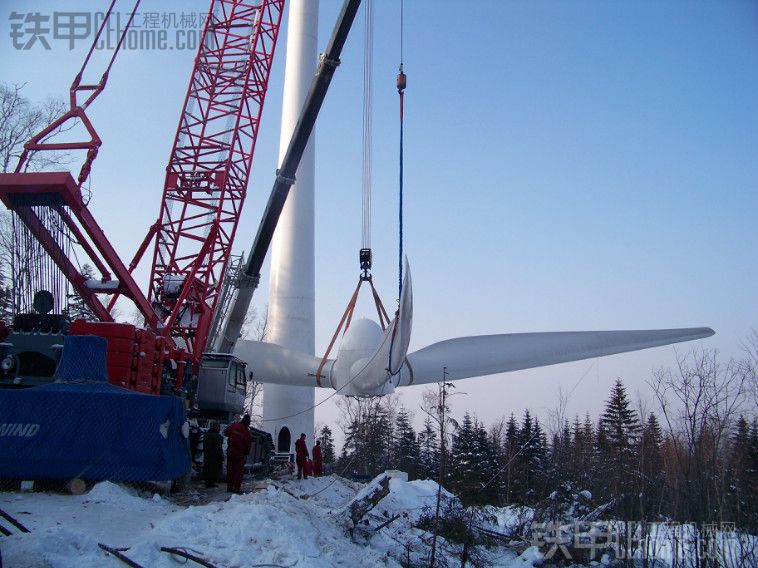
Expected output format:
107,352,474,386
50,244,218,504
359,248,372,280
397,68,406,94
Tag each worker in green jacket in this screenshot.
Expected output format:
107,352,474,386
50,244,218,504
202,421,224,488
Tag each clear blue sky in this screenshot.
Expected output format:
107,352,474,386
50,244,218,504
2,1,757,433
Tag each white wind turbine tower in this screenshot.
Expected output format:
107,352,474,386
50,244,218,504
263,0,319,456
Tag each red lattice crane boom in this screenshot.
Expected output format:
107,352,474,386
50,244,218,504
144,0,284,364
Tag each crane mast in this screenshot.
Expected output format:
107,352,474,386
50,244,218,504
147,0,284,364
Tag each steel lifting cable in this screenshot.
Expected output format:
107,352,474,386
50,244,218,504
388,0,413,386
310,0,414,395
315,0,377,386
361,0,374,252
397,0,407,301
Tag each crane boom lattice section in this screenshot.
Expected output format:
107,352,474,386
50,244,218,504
149,0,284,363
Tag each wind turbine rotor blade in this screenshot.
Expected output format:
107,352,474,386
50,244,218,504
234,340,329,388
389,258,413,375
398,327,714,386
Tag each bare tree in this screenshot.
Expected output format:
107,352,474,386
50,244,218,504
0,83,69,174
1,84,73,316
242,306,268,426
649,346,752,525
0,211,13,279
241,305,268,341
545,384,570,439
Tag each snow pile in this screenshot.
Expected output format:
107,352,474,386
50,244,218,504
352,476,524,567
1,475,532,567
125,487,395,568
375,478,455,524
83,480,153,508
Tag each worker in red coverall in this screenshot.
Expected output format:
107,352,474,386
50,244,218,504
312,440,324,477
224,415,252,493
294,433,309,479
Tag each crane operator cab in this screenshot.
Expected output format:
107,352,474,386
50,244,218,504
195,353,247,420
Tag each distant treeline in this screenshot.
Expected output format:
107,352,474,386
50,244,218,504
319,342,758,534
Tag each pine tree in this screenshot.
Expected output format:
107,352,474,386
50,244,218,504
513,410,535,504
473,419,497,504
531,418,549,501
599,379,642,516
640,413,663,474
487,424,506,505
639,413,665,520
368,408,392,475
319,425,336,467
580,413,596,490
450,412,478,502
549,419,572,487
340,402,390,476
393,407,419,479
503,413,519,504
601,379,642,450
417,417,439,480
65,263,97,321
728,415,757,530
569,415,583,482
749,419,758,531
594,417,611,502
336,440,353,474
340,418,360,474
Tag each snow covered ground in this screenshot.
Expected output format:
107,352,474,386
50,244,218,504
0,475,536,568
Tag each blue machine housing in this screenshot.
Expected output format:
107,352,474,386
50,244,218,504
0,335,191,481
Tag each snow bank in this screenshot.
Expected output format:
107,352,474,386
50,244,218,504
1,476,530,568
121,486,400,568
